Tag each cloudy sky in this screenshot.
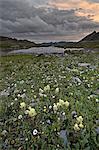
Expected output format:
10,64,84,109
0,0,99,42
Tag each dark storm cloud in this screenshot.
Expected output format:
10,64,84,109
87,0,99,3
0,0,99,39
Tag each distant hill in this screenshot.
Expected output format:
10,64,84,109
0,36,38,51
79,31,99,42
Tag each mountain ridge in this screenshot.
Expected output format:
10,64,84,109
79,31,99,42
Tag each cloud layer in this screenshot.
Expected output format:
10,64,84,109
0,0,99,41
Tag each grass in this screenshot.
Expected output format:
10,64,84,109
0,53,99,150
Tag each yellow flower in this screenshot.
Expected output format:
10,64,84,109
27,107,37,117
79,123,84,128
43,106,47,112
44,85,50,91
64,101,69,108
20,102,26,109
53,103,58,112
55,87,59,94
59,99,64,106
77,116,83,123
57,102,61,107
74,123,80,131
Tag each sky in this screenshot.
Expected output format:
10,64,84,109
0,0,99,42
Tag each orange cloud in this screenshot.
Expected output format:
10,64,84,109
49,0,99,22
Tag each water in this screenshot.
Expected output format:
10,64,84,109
7,47,65,55
1,47,96,56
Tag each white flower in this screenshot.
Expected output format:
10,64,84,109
23,89,26,92
15,98,18,101
52,95,55,98
55,87,59,94
49,105,52,109
1,130,8,136
96,99,99,103
24,110,29,115
11,102,14,106
62,112,65,116
31,85,34,89
39,93,44,97
44,94,47,97
18,94,21,97
20,93,26,99
18,115,22,119
33,129,38,136
39,88,44,93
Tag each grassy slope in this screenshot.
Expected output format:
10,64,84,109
0,53,99,149
0,37,38,51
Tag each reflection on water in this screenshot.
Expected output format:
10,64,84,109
8,47,65,55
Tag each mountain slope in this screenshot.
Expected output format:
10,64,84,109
79,31,99,42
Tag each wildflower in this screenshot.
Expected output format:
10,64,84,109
71,111,77,119
20,102,26,109
79,123,84,128
18,94,21,97
74,123,80,131
59,99,64,106
96,99,99,103
24,110,29,115
64,101,69,108
53,103,58,112
62,112,65,116
18,115,22,119
44,94,47,97
11,102,14,106
39,88,44,93
57,102,61,107
23,89,26,92
77,116,83,123
49,105,52,109
34,95,37,98
55,87,59,94
52,95,55,98
43,106,47,112
44,85,50,91
1,130,8,136
27,107,37,117
33,129,38,136
39,93,44,97
15,98,18,101
31,85,34,89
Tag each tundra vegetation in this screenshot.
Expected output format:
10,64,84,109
0,52,99,150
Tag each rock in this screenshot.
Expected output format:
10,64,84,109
0,90,9,97
95,127,99,134
71,111,77,119
78,63,91,67
1,130,8,136
72,77,82,83
46,119,51,125
59,130,68,145
94,89,99,95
